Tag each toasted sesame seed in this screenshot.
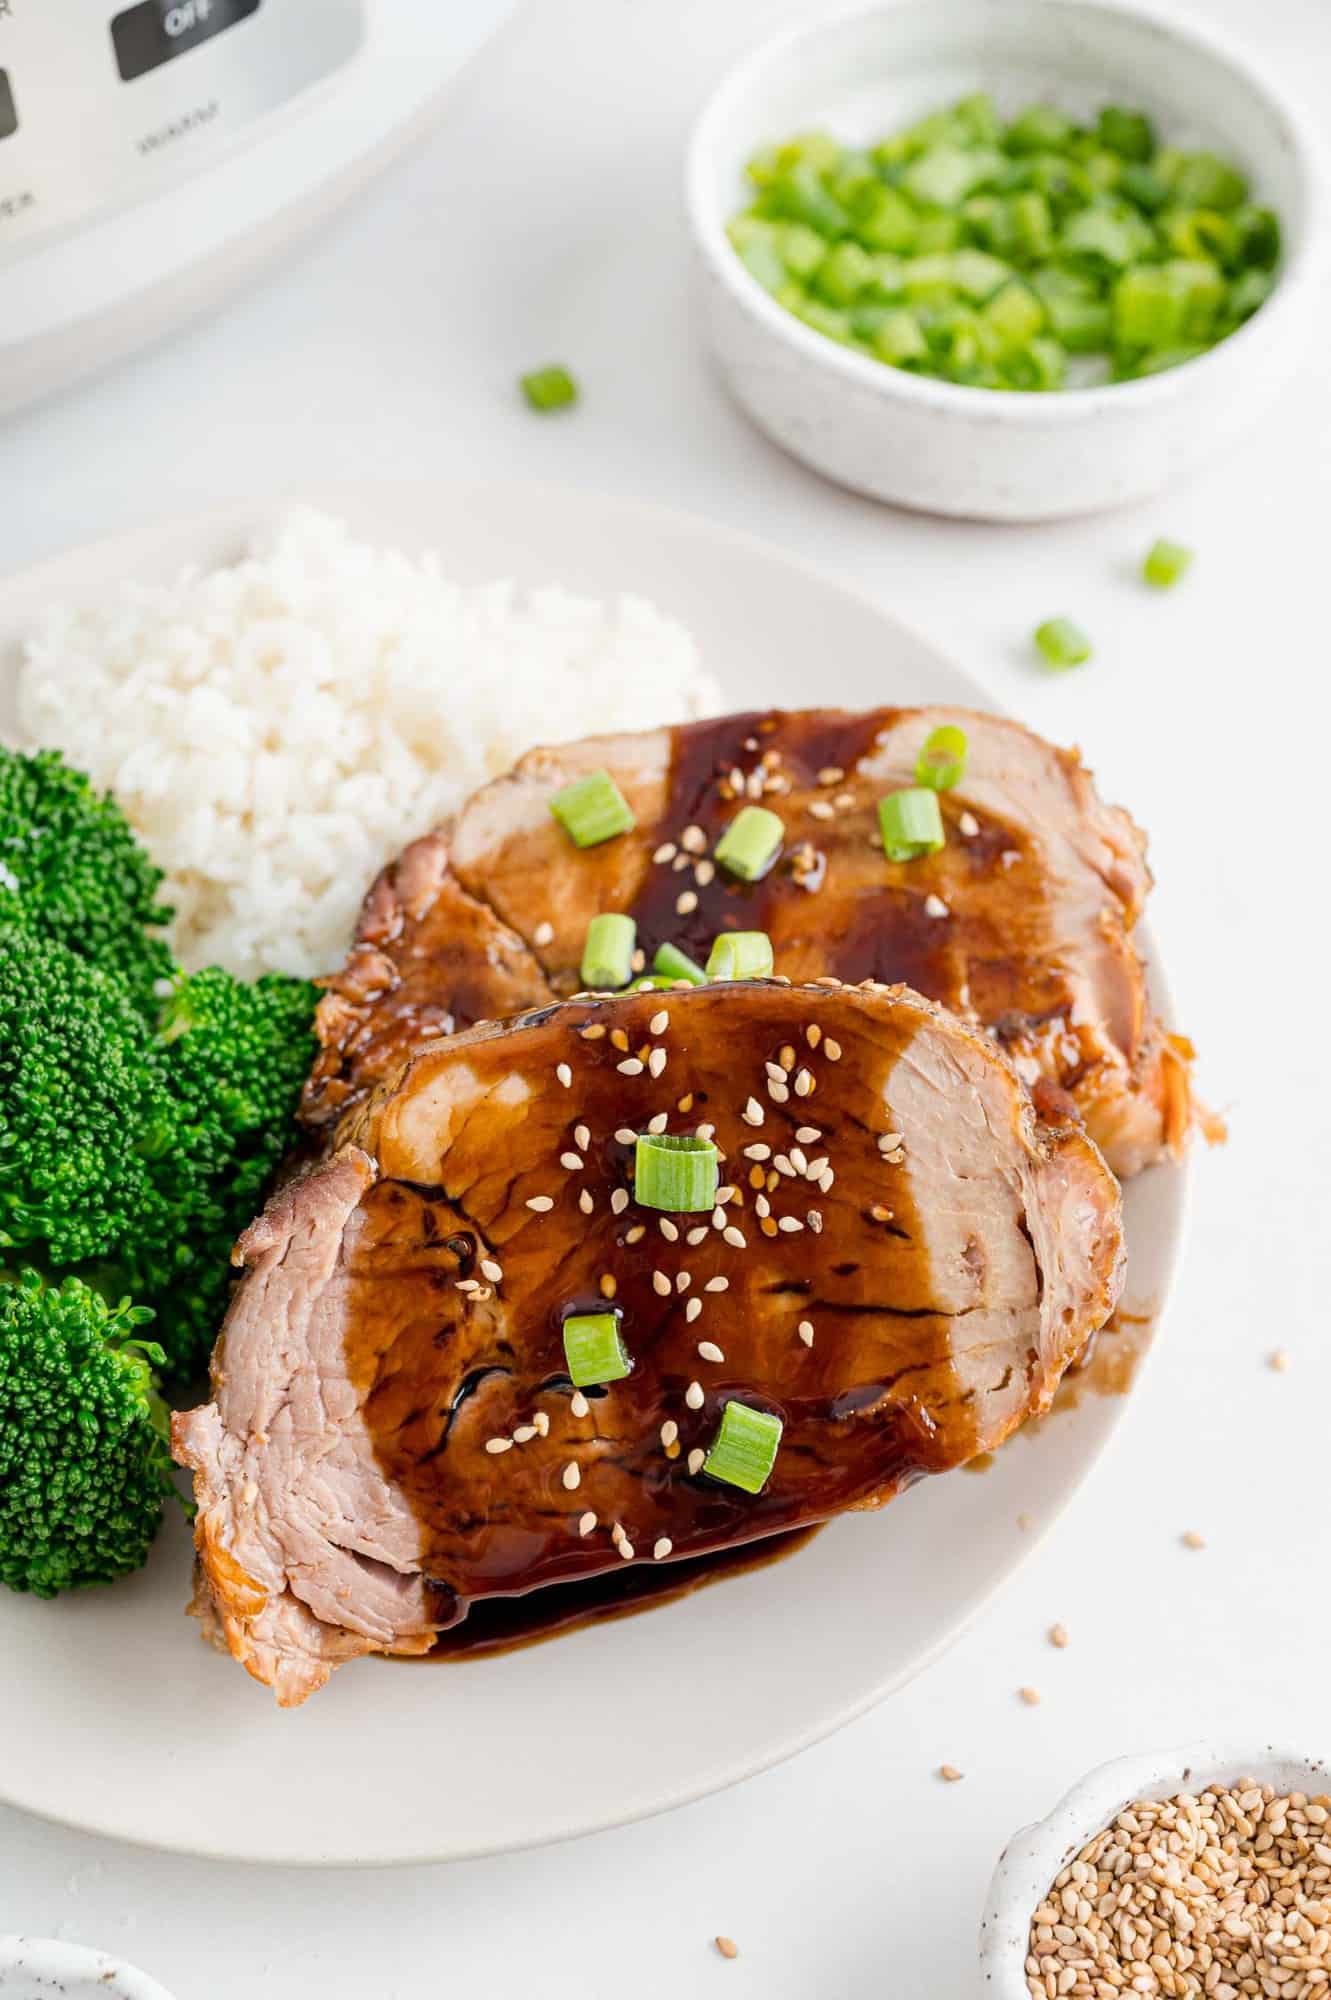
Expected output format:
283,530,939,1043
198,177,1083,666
485,1437,513,1455
924,893,949,919
455,1278,479,1293
580,1023,606,1040
686,1298,702,1323
659,1217,679,1242
652,1270,671,1297
777,1216,803,1233
533,1411,550,1436
681,824,706,853
672,852,689,871
711,1207,726,1230
1049,1623,1069,1649
798,1320,814,1347
694,859,715,887
818,766,844,786
687,1447,705,1475
823,1038,842,1061
578,1511,596,1536
1019,1685,1041,1706
714,1937,739,1961
742,1097,764,1126
878,1132,904,1153
939,1764,964,1783
617,1539,635,1561
512,1425,537,1444
958,811,979,838
562,1462,581,1491
772,1155,794,1177
676,890,699,916
807,1209,823,1232
698,1340,725,1363
615,1126,636,1145
793,1068,815,1097
649,1009,670,1036
570,1391,589,1418
789,1146,808,1174
648,1046,668,1078
653,842,676,864
556,1062,573,1088
600,1273,617,1299
716,1184,737,1203
1269,1347,1291,1371
534,920,555,947
743,1143,771,1161
610,1188,629,1216
480,1259,503,1282
610,1521,625,1545
695,1121,715,1141
686,1226,709,1245
617,1057,644,1077
1182,1529,1206,1549
573,1122,591,1152
795,1125,821,1143
560,1152,584,1171
625,1224,645,1244
685,1380,704,1410
704,1277,729,1294
676,1271,691,1293
473,1285,493,1302
653,1537,673,1561
818,1169,835,1193
610,1028,630,1051
578,1189,594,1215
767,1082,790,1104
647,1110,670,1135
722,1225,747,1249
659,1420,679,1450
754,1193,770,1218
869,1203,893,1222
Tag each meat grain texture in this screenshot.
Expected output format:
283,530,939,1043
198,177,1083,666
175,980,1123,1706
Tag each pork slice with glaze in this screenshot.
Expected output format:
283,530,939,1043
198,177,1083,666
300,708,1205,1179
177,978,1123,1706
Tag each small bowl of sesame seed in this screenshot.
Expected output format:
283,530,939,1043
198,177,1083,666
979,1742,1331,1998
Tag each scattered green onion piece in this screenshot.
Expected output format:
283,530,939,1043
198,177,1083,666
520,365,578,412
877,787,945,863
634,1133,719,1214
713,805,784,882
562,1311,631,1389
548,769,635,848
652,941,708,986
627,975,677,992
1034,617,1093,670
1142,538,1193,590
706,931,774,980
1097,106,1155,163
915,725,968,792
580,913,636,990
703,1401,784,1495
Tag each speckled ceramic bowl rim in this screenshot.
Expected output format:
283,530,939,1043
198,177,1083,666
0,1938,177,1999
686,0,1331,422
979,1742,1331,1995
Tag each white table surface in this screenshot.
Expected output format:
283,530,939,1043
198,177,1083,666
1,1,1326,1994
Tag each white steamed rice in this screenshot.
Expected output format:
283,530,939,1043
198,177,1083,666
17,507,722,981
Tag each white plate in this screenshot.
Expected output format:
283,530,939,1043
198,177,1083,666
0,482,1187,1866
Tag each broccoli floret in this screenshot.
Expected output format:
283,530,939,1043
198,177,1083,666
0,747,174,1012
121,968,317,1380
0,931,176,1267
0,1270,177,1595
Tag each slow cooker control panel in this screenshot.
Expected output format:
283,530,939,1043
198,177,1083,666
0,0,364,262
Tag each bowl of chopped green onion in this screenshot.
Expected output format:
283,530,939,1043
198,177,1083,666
686,0,1326,519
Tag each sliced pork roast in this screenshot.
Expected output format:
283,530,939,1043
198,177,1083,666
176,979,1123,1706
301,708,1200,1179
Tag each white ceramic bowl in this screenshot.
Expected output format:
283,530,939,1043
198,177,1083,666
686,0,1329,520
0,1939,176,2000
979,1742,1331,1996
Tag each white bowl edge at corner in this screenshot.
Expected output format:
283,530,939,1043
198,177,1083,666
685,0,1331,521
0,1938,178,2000
978,1741,1331,1996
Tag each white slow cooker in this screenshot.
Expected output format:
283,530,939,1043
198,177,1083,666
0,0,519,414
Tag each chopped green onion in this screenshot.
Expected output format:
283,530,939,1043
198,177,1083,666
915,725,968,792
520,365,578,412
652,941,708,986
713,805,784,882
703,1400,784,1495
1034,617,1093,669
633,1132,719,1214
580,913,636,989
562,1311,631,1389
877,787,945,863
1142,538,1193,589
706,931,774,980
1097,106,1155,163
549,769,635,848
